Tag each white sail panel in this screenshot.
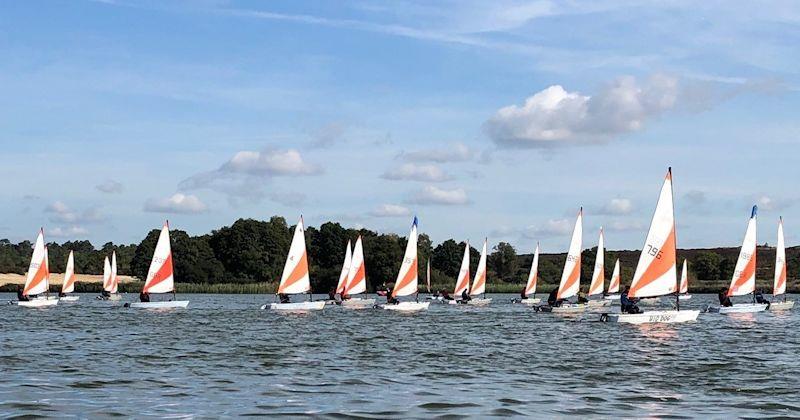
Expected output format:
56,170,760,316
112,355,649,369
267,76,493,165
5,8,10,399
588,228,605,296
453,241,470,296
102,256,112,292
608,259,620,294
23,229,47,296
679,259,688,294
345,236,366,295
62,251,76,294
110,251,118,294
728,206,757,297
277,216,310,295
774,217,787,296
392,217,418,297
557,209,582,300
524,243,540,295
470,239,488,296
336,240,352,294
143,222,175,294
629,170,677,298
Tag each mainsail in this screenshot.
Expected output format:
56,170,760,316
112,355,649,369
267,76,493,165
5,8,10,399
556,209,583,300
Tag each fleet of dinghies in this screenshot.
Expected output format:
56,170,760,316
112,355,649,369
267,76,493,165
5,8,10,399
6,168,796,322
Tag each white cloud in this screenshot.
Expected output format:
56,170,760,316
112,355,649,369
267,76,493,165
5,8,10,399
144,193,208,214
223,149,320,176
522,218,574,238
369,204,412,218
406,185,469,206
49,226,89,238
756,195,794,211
96,179,124,194
381,163,451,182
597,198,634,215
399,142,474,163
485,74,680,147
45,201,106,224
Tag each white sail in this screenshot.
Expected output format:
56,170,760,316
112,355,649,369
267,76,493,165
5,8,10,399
557,209,583,300
344,236,366,295
774,217,787,296
453,241,471,296
524,243,540,296
102,256,112,292
608,259,620,294
679,259,688,294
110,251,119,294
143,222,175,294
44,246,50,292
23,230,47,296
588,228,605,296
470,238,488,296
277,216,310,295
728,206,757,297
392,217,418,297
336,240,352,294
62,251,76,294
629,169,677,298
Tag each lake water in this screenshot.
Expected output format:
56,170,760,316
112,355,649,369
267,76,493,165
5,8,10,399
2,293,798,418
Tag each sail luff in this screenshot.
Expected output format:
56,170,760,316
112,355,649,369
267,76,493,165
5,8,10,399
470,238,488,296
392,217,418,297
62,251,76,294
524,243,540,295
727,206,757,297
774,217,787,296
344,236,366,295
23,229,47,296
588,228,605,296
556,209,582,300
142,221,175,294
336,240,352,294
608,259,620,294
453,241,471,296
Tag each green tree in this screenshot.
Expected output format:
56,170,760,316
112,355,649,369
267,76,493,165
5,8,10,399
693,251,722,280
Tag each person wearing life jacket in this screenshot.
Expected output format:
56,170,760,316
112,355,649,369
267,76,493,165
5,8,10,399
278,293,290,304
576,291,589,304
520,290,528,300
328,288,336,302
460,289,472,303
718,288,732,307
547,288,559,306
440,290,453,301
754,289,770,309
17,287,30,302
620,286,641,314
139,291,150,303
385,287,399,305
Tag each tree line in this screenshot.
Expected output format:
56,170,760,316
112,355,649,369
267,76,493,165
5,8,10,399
1,216,797,292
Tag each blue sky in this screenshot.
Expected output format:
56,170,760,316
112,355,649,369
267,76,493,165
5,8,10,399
1,0,799,252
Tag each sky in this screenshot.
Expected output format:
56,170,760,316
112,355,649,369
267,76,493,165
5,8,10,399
1,0,799,252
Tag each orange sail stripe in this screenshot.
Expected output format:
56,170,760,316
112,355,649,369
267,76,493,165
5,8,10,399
776,263,786,292
630,228,676,296
557,257,580,299
345,263,365,294
728,253,756,296
589,265,604,295
471,272,485,294
525,274,537,294
64,273,75,290
144,253,174,293
278,251,309,294
392,258,418,297
23,258,48,296
454,270,470,294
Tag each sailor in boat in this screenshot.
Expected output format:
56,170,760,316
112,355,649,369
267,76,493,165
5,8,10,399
576,291,588,304
17,287,31,302
718,288,733,307
546,288,566,307
98,289,111,300
620,286,641,314
385,287,399,305
139,291,150,302
278,293,291,304
58,291,67,298
440,290,453,301
328,288,336,302
754,289,771,309
460,289,472,303
520,290,528,300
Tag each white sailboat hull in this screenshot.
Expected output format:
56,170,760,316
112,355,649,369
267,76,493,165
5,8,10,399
265,301,325,311
679,294,692,300
708,303,768,314
588,299,612,307
60,296,80,302
97,294,122,301
128,301,189,309
519,298,541,305
382,301,430,311
341,298,376,309
769,301,795,310
604,310,700,324
468,298,492,306
604,294,620,300
15,298,59,308
548,303,587,313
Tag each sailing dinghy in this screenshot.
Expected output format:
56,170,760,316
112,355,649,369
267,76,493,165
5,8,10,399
467,238,492,306
341,236,375,309
59,251,79,301
770,217,794,310
604,259,621,300
708,206,767,314
678,259,691,300
544,209,586,313
127,222,189,309
587,228,611,307
105,251,121,300
96,256,113,300
448,241,471,304
603,168,699,323
519,243,541,305
264,216,324,311
331,240,352,304
383,217,429,311
15,229,58,307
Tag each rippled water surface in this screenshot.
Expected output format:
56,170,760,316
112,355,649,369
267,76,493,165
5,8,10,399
2,293,799,418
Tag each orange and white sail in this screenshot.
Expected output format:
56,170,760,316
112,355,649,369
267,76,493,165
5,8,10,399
727,206,757,297
679,259,688,294
453,241,471,296
109,251,119,294
470,238,488,296
344,236,366,295
557,209,583,300
426,260,431,293
608,259,620,294
23,230,47,296
277,216,310,295
629,169,677,298
588,228,605,296
102,256,112,292
523,243,540,296
335,240,352,294
62,251,76,294
774,217,787,296
392,217,418,297
143,221,175,294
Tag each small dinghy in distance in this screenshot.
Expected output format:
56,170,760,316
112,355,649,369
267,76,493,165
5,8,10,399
519,243,541,305
383,217,429,312
604,259,621,300
708,206,767,314
678,259,691,300
331,240,352,305
603,168,699,324
127,221,189,309
548,209,587,314
14,230,58,308
340,236,375,309
586,228,611,308
265,216,324,312
466,238,491,306
769,217,794,311
59,251,79,302
448,240,471,305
